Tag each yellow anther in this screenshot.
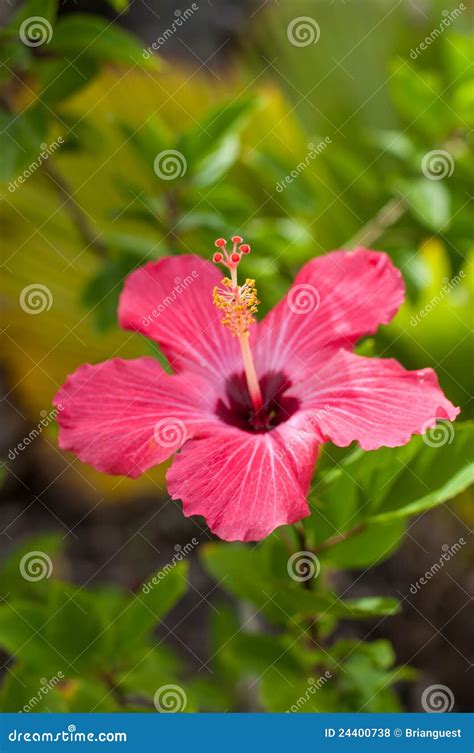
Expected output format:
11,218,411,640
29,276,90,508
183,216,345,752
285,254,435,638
213,277,259,337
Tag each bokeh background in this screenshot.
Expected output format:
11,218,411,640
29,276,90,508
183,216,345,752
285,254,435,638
0,0,472,713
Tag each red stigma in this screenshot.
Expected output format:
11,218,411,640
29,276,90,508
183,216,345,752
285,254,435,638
212,236,251,270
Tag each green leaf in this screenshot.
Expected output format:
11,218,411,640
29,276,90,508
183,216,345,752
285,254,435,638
202,544,399,625
120,119,174,177
36,57,100,105
102,562,189,660
260,663,337,713
396,178,452,231
0,106,48,183
81,255,140,333
369,129,417,162
48,15,157,68
0,668,66,712
260,639,413,713
0,533,64,601
11,0,57,28
118,647,181,697
367,422,474,523
58,677,120,712
103,232,161,259
312,422,473,546
389,61,452,138
45,583,106,671
0,601,60,672
177,96,258,185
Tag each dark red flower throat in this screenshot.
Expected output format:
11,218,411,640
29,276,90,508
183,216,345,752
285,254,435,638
216,371,300,433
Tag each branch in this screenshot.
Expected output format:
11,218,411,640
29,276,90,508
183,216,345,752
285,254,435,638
346,196,406,249
314,523,366,554
42,161,108,258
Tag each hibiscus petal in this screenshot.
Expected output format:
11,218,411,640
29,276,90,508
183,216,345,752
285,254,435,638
54,357,218,478
293,350,460,451
167,414,319,542
118,255,240,380
255,248,405,379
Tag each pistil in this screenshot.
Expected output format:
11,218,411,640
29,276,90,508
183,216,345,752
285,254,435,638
212,236,263,412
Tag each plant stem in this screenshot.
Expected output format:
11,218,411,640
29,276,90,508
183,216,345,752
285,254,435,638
314,523,366,554
294,523,320,648
346,196,406,249
42,161,108,258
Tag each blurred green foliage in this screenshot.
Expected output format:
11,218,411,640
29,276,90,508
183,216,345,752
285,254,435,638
0,0,472,714
2,418,471,711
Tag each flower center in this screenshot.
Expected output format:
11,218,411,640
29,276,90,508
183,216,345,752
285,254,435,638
212,236,263,412
216,371,300,433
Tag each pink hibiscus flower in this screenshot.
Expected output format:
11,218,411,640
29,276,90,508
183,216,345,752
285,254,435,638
54,239,459,541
